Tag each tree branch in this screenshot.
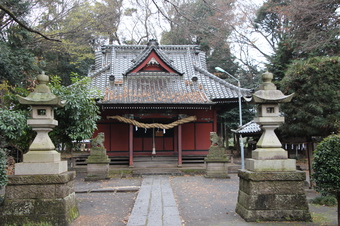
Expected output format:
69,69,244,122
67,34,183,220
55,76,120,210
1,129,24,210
151,0,175,24
163,0,192,22
0,4,61,42
232,25,272,60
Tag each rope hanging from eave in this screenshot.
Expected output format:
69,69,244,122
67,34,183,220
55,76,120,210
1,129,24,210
107,115,197,129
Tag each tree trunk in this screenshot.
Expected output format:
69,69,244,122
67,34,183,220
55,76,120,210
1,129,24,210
225,126,229,150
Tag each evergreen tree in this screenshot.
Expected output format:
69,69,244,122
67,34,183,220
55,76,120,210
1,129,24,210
280,56,340,138
0,0,39,86
49,73,101,152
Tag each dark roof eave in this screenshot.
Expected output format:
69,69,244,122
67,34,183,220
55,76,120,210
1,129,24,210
98,102,216,109
98,102,215,106
212,98,248,103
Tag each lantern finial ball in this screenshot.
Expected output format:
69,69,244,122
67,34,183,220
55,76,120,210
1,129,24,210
260,71,276,90
262,71,273,83
37,71,49,85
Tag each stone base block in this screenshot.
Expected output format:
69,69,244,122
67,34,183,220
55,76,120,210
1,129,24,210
85,147,110,164
15,160,67,175
85,163,110,181
0,171,78,226
205,161,230,178
86,156,110,164
23,150,61,162
251,148,288,160
245,158,296,172
235,169,311,222
236,203,311,222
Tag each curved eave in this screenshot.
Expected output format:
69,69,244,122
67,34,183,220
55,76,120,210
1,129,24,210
17,95,65,107
249,93,294,104
194,65,252,97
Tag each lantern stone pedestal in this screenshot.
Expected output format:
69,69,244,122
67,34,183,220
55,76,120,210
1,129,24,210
235,72,311,222
85,133,111,181
236,170,311,222
1,172,78,225
205,132,230,178
0,72,78,225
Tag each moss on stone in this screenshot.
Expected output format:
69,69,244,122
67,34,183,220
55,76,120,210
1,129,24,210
67,206,79,223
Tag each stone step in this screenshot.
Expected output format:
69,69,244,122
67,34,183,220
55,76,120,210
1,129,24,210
132,169,183,176
71,155,206,166
75,186,140,193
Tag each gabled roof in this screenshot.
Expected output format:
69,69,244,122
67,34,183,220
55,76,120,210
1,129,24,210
88,40,251,108
123,40,183,75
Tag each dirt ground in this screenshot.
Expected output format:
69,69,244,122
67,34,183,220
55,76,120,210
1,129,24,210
72,192,137,226
72,173,142,226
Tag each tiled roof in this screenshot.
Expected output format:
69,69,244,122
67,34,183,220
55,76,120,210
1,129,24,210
88,41,252,105
232,121,262,134
101,72,211,104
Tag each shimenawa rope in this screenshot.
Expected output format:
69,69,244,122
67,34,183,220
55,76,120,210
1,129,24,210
107,115,197,129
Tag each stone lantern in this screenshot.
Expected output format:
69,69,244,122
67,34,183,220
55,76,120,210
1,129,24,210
15,71,67,174
235,71,311,222
1,72,78,225
245,71,295,171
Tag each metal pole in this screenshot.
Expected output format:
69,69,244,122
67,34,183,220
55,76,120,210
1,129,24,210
215,67,244,169
238,81,245,170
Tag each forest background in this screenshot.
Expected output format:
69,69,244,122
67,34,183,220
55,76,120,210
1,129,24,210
0,0,339,156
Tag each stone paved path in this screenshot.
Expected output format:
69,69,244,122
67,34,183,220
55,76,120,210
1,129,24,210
127,175,182,226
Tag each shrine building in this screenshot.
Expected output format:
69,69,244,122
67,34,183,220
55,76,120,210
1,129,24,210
88,39,251,167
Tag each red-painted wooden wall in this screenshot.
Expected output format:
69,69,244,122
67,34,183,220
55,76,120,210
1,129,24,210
94,108,215,157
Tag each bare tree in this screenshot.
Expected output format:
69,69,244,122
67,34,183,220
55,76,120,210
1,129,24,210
231,0,340,65
0,3,61,42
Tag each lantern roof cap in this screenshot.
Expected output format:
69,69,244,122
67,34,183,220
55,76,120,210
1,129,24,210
17,71,65,107
245,71,294,104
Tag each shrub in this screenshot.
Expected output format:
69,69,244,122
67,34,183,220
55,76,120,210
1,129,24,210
312,134,340,224
0,148,7,190
311,196,338,206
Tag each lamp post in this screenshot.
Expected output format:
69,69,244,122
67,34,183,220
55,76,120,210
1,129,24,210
215,67,245,169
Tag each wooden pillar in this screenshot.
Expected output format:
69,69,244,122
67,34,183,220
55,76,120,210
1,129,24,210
219,120,223,138
129,124,134,167
174,126,178,153
177,124,182,167
213,110,217,132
